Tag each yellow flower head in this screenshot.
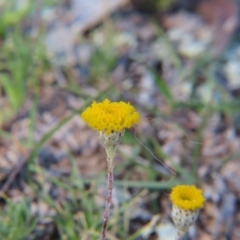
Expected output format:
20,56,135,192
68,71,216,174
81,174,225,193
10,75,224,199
81,99,140,135
170,185,205,211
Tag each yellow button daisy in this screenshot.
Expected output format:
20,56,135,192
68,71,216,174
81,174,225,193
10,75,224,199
81,99,140,135
170,185,205,211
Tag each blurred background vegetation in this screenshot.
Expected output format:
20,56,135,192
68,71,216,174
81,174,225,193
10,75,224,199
0,0,240,239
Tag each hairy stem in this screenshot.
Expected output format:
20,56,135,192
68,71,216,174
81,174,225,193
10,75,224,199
101,160,114,240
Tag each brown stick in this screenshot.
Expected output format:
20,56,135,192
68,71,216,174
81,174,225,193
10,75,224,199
101,164,113,240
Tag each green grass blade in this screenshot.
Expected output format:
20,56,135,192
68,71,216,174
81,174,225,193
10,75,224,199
149,68,174,104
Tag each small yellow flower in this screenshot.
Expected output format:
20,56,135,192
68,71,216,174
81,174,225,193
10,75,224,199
81,99,140,135
170,185,206,238
170,185,205,211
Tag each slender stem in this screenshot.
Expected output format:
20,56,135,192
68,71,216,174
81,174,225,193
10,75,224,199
101,161,114,240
